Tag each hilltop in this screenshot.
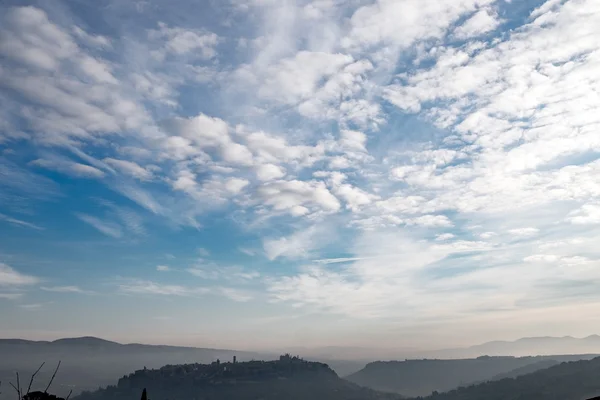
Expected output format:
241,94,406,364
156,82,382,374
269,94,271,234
74,355,402,400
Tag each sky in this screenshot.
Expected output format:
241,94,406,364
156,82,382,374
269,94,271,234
1,0,600,352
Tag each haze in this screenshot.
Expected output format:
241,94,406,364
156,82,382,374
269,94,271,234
1,0,600,354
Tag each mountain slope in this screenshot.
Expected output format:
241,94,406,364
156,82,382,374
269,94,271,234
74,357,402,400
346,355,599,397
414,356,600,400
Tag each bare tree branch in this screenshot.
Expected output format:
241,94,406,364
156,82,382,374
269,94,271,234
16,373,22,400
65,389,73,400
44,361,61,393
9,380,20,399
26,362,45,394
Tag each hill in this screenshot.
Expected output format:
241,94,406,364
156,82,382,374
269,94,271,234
0,337,364,399
346,354,599,397
74,355,402,400
414,356,600,400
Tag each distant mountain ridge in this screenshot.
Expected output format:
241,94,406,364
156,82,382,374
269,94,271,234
430,335,600,358
0,336,229,351
274,335,600,361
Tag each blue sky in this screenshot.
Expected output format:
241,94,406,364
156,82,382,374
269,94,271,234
1,0,600,351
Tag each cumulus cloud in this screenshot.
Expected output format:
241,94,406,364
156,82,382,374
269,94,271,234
255,164,286,181
256,180,341,216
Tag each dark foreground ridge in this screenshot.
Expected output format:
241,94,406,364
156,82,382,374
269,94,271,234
75,355,402,400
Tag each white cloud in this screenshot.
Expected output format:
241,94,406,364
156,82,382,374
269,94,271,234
219,287,253,302
339,129,367,152
197,247,210,257
0,263,39,286
149,22,218,59
0,7,77,71
0,6,154,148
156,265,171,272
256,180,341,216
479,231,497,239
72,26,111,48
453,8,502,39
0,292,23,300
436,233,456,241
119,280,209,296
0,213,44,230
20,303,43,310
321,172,378,212
256,51,354,105
263,225,332,261
119,278,255,302
341,0,495,51
409,214,453,228
255,164,286,181
567,204,600,225
31,158,105,179
75,213,122,238
40,286,88,293
187,264,259,282
267,228,600,321
224,177,250,194
103,158,153,180
509,227,540,237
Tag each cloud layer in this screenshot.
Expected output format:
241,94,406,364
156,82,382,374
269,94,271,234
1,0,600,346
